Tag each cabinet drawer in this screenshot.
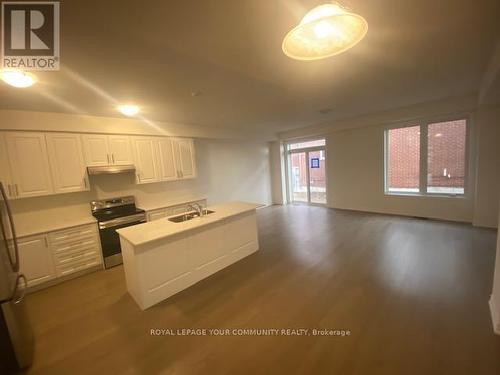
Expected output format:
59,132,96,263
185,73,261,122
52,238,97,254
54,243,99,262
49,224,97,245
56,256,101,277
55,249,100,266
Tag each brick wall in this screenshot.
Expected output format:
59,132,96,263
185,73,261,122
388,120,466,189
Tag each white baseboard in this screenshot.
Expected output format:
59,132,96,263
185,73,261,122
489,295,500,335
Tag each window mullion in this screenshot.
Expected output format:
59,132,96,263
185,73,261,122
420,124,428,194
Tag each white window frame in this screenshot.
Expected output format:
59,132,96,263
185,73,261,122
384,115,471,198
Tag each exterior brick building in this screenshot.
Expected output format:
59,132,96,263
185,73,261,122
388,120,466,191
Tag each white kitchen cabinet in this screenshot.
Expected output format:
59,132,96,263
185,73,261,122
82,134,133,166
174,138,196,179
82,134,109,166
108,135,134,165
5,131,54,199
18,234,56,287
157,138,178,181
46,133,89,194
0,133,15,199
49,224,102,277
132,137,160,184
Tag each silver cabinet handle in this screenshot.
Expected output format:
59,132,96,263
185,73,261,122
7,184,12,197
84,178,88,189
137,173,141,182
107,154,110,164
44,236,49,247
14,184,19,197
112,154,115,164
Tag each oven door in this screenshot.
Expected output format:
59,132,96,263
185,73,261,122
98,214,145,269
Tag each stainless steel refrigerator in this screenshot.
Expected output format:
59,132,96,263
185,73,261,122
0,182,33,373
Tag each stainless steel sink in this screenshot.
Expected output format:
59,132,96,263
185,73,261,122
168,210,215,223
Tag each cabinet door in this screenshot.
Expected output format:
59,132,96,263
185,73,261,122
0,133,15,199
5,132,54,198
82,134,110,166
176,139,196,179
157,138,178,181
46,133,89,194
132,137,159,184
18,235,56,287
108,135,133,165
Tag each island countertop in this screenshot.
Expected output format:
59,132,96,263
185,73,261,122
117,201,262,247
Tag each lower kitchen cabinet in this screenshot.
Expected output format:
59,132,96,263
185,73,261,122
49,223,102,277
18,234,57,287
18,223,103,290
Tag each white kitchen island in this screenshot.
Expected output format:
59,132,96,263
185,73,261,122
117,202,261,310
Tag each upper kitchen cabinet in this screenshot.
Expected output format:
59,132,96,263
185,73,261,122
157,138,178,181
132,137,160,184
133,137,197,184
174,138,197,179
0,133,15,199
82,134,133,166
46,133,89,194
108,135,134,165
5,131,54,199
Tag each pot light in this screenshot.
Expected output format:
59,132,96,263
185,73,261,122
282,2,368,61
1,70,37,88
117,104,140,116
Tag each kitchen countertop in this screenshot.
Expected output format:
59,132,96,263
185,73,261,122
14,216,97,238
117,201,261,247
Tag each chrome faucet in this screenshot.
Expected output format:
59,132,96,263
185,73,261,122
187,203,204,217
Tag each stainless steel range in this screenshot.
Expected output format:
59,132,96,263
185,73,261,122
90,196,146,269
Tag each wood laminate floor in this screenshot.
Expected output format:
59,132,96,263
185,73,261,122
23,205,500,375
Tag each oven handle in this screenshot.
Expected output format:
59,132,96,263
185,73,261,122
99,213,146,229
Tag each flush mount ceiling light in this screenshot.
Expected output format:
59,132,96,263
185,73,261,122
282,2,368,61
0,70,37,88
117,104,140,116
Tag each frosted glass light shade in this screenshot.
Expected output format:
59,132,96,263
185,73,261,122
282,3,368,61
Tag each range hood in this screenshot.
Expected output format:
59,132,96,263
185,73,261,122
87,165,136,175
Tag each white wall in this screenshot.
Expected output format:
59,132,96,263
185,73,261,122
0,109,275,141
278,96,500,226
8,137,272,232
489,201,500,334
326,125,474,223
269,141,285,205
473,105,500,228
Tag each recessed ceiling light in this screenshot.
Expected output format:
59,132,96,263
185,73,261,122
282,2,368,61
117,104,140,116
435,133,443,137
1,70,37,88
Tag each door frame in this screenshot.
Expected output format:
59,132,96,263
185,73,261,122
284,140,327,206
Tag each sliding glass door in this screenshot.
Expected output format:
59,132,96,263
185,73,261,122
287,139,326,205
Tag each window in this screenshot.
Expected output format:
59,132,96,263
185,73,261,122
387,125,420,193
427,120,466,194
385,119,467,196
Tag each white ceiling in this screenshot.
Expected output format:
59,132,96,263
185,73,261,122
1,0,499,133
